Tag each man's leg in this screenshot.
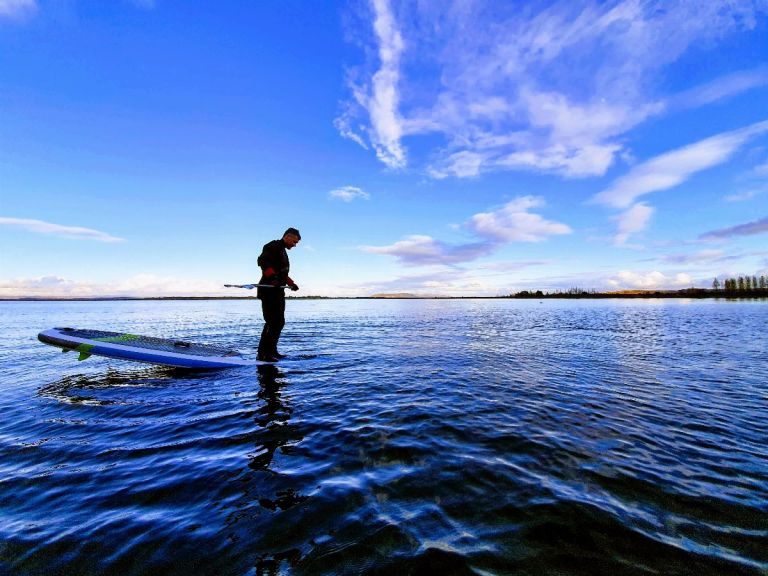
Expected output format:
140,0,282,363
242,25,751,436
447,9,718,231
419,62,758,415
258,321,272,359
258,294,276,358
258,292,285,359
270,295,286,356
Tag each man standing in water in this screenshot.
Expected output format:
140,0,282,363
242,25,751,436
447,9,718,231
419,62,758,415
257,228,300,362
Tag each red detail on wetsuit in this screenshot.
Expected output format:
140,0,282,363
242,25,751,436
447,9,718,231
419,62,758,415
263,267,276,277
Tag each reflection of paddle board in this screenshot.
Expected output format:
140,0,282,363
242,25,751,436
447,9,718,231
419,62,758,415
38,327,258,369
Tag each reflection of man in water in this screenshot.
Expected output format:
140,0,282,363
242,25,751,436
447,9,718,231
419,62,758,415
256,228,300,362
251,364,291,470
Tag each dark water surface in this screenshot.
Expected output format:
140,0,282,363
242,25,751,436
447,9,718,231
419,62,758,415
1,299,766,575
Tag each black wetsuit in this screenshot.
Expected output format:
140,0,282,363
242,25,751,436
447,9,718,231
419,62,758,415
257,239,292,358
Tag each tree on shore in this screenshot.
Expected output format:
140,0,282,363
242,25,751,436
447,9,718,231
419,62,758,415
720,275,768,294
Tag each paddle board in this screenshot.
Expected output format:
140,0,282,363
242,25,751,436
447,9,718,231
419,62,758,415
38,327,259,369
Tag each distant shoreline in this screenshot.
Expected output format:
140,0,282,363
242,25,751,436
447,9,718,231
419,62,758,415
3,289,767,302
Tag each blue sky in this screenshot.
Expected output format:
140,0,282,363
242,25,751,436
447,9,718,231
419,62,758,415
1,0,767,298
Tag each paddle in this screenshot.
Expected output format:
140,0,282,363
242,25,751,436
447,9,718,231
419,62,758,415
224,284,287,289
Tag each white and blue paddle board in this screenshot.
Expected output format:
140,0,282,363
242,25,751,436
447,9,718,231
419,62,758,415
38,327,260,369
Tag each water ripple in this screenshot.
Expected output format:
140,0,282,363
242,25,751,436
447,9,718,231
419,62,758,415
0,299,766,575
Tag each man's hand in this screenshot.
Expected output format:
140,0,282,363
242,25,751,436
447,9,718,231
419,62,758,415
289,283,299,291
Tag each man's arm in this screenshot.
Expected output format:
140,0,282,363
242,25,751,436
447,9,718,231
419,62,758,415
257,242,282,285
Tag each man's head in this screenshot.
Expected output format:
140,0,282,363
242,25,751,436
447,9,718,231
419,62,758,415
282,227,301,249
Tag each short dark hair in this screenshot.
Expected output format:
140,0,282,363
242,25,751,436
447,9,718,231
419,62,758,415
283,227,301,240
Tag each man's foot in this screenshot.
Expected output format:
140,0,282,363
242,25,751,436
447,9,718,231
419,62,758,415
273,352,287,359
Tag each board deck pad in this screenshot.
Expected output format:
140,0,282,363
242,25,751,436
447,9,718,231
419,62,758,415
38,327,260,369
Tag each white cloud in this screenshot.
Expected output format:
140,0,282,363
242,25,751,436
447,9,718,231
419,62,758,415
606,270,693,290
613,202,654,246
593,121,768,208
0,275,72,296
428,151,490,179
339,0,768,178
116,273,223,295
329,185,370,202
0,0,37,20
0,274,231,299
495,142,623,179
468,196,572,242
362,195,571,266
0,217,125,243
361,234,493,266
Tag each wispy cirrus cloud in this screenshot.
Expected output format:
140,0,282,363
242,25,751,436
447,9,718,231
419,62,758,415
723,158,768,200
671,67,768,110
334,102,369,150
344,0,406,169
0,0,37,20
0,217,125,243
362,196,570,266
724,188,766,202
645,249,735,264
329,185,370,202
613,202,654,246
339,0,768,178
593,121,768,209
700,216,768,240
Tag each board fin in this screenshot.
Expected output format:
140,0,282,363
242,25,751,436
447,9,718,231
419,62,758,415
75,343,94,361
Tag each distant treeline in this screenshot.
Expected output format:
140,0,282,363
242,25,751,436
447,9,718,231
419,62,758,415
713,275,768,292
509,287,598,298
508,279,768,299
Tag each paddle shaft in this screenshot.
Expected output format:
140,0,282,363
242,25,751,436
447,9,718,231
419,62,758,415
224,284,288,289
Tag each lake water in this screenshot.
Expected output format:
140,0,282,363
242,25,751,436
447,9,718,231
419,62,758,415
0,298,766,575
